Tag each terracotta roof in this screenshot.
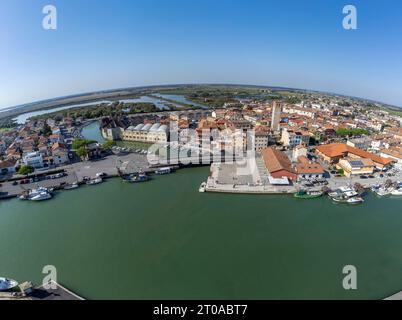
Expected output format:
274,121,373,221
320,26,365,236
296,163,325,174
261,147,294,174
316,143,394,165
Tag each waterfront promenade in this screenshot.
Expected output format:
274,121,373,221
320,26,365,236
0,152,150,198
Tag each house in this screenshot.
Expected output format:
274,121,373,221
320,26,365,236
51,143,69,165
49,134,63,144
23,152,44,168
261,147,297,181
0,159,17,175
254,127,271,152
315,143,394,170
337,158,375,177
295,156,325,181
281,128,310,148
346,137,372,150
380,147,402,165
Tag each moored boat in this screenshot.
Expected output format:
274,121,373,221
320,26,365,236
390,188,402,196
124,172,149,183
64,182,79,190
346,196,364,204
199,182,206,193
154,167,172,175
30,192,52,201
86,177,103,185
0,277,19,291
294,189,323,199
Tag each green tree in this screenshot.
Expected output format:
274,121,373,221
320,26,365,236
102,140,116,150
42,122,52,137
76,146,89,159
18,165,34,175
72,139,96,150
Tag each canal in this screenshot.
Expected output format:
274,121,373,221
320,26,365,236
1,167,402,299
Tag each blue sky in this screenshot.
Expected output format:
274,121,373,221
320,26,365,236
1,0,402,108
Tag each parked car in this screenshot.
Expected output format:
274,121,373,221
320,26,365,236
360,175,368,179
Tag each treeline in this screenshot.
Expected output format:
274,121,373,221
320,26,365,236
336,128,369,137
31,102,160,122
0,116,18,129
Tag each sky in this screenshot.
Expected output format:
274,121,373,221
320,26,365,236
1,0,402,108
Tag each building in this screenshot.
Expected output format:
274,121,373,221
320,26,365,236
0,159,17,175
292,145,308,161
261,147,297,181
254,127,271,152
23,152,43,168
316,143,394,170
295,156,325,181
270,102,281,132
51,143,69,165
337,158,375,177
281,129,310,148
346,137,372,150
100,117,129,141
122,123,169,143
380,147,402,165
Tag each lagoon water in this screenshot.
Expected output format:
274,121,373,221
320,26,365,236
1,166,402,299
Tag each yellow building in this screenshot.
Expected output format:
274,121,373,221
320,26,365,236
337,157,375,177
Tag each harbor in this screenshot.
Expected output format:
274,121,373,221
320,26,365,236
1,167,402,300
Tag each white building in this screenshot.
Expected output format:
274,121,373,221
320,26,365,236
23,152,43,168
122,123,168,143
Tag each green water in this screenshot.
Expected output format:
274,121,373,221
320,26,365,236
81,121,104,143
1,167,402,300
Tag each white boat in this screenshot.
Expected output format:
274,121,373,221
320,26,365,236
328,186,358,199
86,177,103,185
0,277,19,291
30,192,52,201
155,167,172,175
346,197,364,204
391,189,402,196
64,182,79,190
199,182,206,193
19,187,52,201
374,187,392,197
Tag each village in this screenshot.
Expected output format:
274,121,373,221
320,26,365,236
1,91,402,203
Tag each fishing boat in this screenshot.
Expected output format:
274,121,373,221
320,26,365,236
124,172,149,183
19,187,52,201
294,189,323,199
86,177,103,185
346,196,364,204
154,167,172,175
30,191,52,201
199,182,206,193
328,186,358,199
391,188,402,196
64,182,79,190
0,277,19,291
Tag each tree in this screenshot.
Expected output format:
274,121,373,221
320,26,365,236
72,139,96,150
42,122,52,137
102,140,116,150
18,165,34,175
76,146,89,160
